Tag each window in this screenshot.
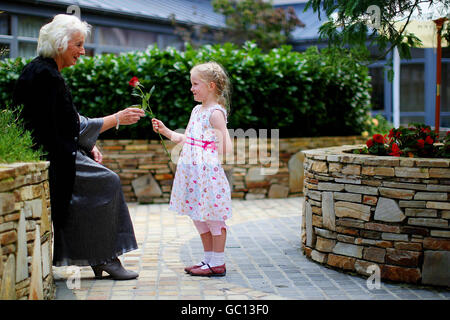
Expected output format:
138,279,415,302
400,63,424,112
98,26,157,48
368,67,384,111
18,42,37,58
401,115,425,126
0,13,11,35
18,15,47,38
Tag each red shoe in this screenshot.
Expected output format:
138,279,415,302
184,262,206,274
189,264,226,277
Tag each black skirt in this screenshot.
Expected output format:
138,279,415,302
52,116,138,266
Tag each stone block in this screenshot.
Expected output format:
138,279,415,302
327,254,356,270
314,227,337,239
394,242,422,251
0,193,15,216
355,260,382,276
408,218,448,228
365,223,400,233
311,161,328,173
422,251,450,287
430,230,450,238
317,182,344,192
414,192,447,201
426,201,450,210
0,254,16,299
363,247,386,263
305,201,314,247
378,187,415,200
341,164,361,175
131,173,162,202
385,248,422,267
362,195,378,205
383,181,426,191
395,167,429,179
362,166,395,176
29,226,43,300
399,200,426,208
332,242,363,258
16,209,28,283
344,184,378,195
381,233,408,241
0,230,17,246
429,168,450,178
335,201,371,221
315,237,336,252
381,265,421,283
423,237,450,251
268,184,289,198
321,192,335,231
374,197,405,222
333,192,361,203
288,151,304,193
405,208,437,218
311,250,327,264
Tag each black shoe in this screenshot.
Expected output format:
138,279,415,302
91,258,138,280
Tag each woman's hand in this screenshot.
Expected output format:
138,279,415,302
151,118,168,135
116,107,145,125
91,145,103,164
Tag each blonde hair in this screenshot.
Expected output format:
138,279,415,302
190,62,231,114
37,14,91,58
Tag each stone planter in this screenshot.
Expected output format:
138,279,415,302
302,145,450,287
0,162,55,299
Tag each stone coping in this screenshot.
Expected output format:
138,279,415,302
301,145,450,287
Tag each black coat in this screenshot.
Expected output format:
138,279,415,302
13,56,80,227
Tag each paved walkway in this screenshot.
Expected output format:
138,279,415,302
54,197,449,300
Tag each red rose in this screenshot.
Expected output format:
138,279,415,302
128,76,140,87
421,127,431,134
366,139,374,148
416,139,425,148
388,128,395,138
373,134,384,144
425,136,434,144
389,143,402,156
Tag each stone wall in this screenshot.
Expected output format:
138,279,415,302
302,145,450,287
97,136,365,203
0,162,54,300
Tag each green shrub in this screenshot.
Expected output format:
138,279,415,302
0,106,44,163
0,42,372,139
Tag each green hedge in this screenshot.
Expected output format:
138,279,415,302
0,42,372,139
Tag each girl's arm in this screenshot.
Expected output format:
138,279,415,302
152,118,186,144
210,110,233,155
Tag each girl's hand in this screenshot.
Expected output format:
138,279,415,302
152,118,167,134
116,107,145,125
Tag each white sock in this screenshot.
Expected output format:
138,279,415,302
203,251,225,268
197,251,212,266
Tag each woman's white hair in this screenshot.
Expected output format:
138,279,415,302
37,14,91,58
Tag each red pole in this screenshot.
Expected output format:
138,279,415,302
434,18,446,136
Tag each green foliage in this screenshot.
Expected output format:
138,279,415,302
0,106,44,163
0,42,372,139
305,0,447,62
212,0,304,51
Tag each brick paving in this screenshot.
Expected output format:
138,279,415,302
54,197,450,300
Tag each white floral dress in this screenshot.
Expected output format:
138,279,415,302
169,104,232,222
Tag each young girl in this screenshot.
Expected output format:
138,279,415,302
152,62,233,277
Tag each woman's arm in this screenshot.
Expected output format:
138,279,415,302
100,107,145,133
210,110,233,155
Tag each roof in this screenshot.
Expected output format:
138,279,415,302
35,0,226,28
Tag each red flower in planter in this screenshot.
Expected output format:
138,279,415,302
389,143,402,156
417,139,425,148
373,134,384,144
425,136,434,144
366,139,374,148
421,127,431,134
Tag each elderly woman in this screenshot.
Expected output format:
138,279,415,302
13,14,144,280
